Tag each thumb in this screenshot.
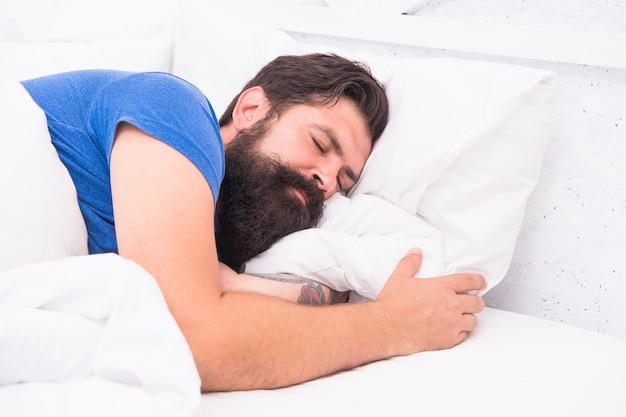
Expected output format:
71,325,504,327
390,248,423,281
377,248,422,300
378,248,423,299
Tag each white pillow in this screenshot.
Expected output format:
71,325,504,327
0,73,88,273
351,58,555,289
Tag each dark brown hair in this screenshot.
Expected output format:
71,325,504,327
219,53,389,145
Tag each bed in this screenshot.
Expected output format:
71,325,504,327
1,1,625,416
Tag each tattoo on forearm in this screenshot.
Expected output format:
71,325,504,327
298,282,326,305
248,273,349,305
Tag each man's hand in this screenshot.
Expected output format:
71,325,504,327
375,248,486,355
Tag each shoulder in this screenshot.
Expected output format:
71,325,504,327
102,72,225,201
118,72,208,103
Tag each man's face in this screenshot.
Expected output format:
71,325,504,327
217,98,371,270
256,98,372,200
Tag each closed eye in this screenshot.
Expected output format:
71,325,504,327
312,137,326,154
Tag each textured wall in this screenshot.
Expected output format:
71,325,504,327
486,61,626,337
284,0,626,337
410,0,626,338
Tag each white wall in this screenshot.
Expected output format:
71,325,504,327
225,0,626,338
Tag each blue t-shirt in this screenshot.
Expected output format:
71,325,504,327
22,70,224,254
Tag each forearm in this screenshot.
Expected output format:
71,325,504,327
188,291,391,392
220,266,349,305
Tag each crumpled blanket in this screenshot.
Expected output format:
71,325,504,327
0,253,201,417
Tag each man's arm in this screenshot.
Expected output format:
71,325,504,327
111,125,486,392
219,263,350,305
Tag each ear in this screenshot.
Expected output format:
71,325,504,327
231,86,269,132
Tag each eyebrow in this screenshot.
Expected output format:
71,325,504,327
320,127,358,184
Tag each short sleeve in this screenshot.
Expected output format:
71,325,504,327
88,72,225,202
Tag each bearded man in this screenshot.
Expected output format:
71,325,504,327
20,53,485,392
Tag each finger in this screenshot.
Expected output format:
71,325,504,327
441,272,487,294
461,312,479,332
453,330,468,347
453,313,480,347
459,293,485,314
390,248,423,280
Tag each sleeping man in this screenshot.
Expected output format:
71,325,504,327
21,53,486,392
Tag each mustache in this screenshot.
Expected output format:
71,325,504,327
269,163,324,211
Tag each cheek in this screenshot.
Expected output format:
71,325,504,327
257,135,302,165
294,154,329,180
259,122,315,162
269,145,318,171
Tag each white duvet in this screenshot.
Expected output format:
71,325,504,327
0,254,201,417
1,59,198,417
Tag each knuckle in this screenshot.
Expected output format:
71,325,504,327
445,296,462,311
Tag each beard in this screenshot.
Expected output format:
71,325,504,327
216,117,325,271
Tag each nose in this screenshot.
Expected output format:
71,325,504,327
311,170,338,200
306,156,343,200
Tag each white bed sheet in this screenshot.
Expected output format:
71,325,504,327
197,307,626,417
